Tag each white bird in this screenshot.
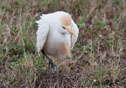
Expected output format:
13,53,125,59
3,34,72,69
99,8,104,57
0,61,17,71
36,11,79,59
36,11,79,87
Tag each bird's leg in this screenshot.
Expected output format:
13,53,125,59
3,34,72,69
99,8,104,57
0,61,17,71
47,61,51,76
44,53,56,72
55,65,59,88
41,50,54,76
54,65,59,79
46,56,60,88
41,50,59,87
45,55,55,76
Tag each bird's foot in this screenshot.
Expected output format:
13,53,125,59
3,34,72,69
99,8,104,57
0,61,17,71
47,64,51,76
53,65,59,79
54,65,59,88
47,60,56,76
47,60,60,88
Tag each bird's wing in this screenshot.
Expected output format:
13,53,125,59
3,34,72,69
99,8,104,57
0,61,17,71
36,20,49,53
71,21,79,49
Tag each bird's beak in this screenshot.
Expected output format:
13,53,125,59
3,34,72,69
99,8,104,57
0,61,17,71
66,28,75,36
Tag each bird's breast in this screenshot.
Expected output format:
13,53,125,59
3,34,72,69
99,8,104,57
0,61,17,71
44,31,71,58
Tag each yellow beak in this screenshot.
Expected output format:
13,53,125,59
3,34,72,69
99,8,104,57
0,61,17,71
66,28,75,36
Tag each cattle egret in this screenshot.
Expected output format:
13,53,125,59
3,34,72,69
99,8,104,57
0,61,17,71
36,11,79,87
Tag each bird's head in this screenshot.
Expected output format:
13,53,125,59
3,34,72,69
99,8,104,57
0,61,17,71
59,14,75,36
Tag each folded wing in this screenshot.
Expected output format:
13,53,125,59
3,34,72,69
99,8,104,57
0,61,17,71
71,21,79,49
36,20,49,53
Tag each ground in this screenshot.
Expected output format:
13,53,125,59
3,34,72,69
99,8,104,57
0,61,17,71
0,0,126,88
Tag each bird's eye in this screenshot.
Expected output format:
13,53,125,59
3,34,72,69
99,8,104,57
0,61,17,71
62,26,66,29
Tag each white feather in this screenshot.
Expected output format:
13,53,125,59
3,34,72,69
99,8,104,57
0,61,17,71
36,19,49,53
71,21,79,49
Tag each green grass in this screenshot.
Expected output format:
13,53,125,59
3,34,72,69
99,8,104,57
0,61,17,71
0,0,126,87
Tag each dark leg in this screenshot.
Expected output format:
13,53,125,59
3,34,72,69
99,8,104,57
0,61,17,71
47,57,55,76
41,50,59,88
41,50,56,74
55,65,59,88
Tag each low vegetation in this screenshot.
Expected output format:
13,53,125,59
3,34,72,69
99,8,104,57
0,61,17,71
0,0,126,87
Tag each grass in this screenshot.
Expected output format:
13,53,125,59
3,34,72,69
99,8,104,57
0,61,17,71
0,0,126,88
